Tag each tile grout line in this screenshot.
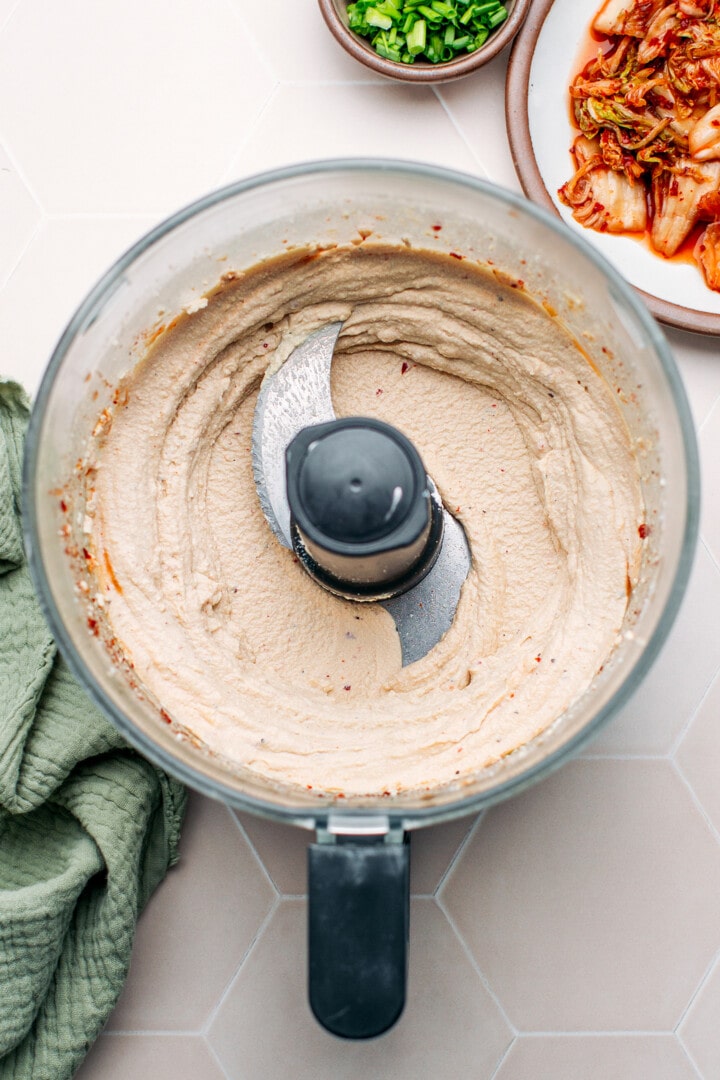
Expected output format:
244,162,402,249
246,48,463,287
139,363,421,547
433,85,491,180
666,534,720,759
0,0,21,42
215,81,283,188
674,944,720,1037
667,654,720,760
265,78,399,87
226,808,281,897
0,135,48,217
0,133,47,293
202,1032,233,1080
487,1034,516,1080
200,893,281,1038
697,386,720,438
0,211,43,294
669,757,720,849
515,1029,679,1038
678,1032,709,1080
579,752,669,761
220,0,277,88
44,211,162,222
696,533,720,587
435,891,518,1036
435,811,486,897
100,1028,203,1037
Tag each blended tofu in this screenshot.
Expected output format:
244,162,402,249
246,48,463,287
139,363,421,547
84,243,644,797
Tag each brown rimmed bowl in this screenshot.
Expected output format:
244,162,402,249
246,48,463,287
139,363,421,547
318,0,532,82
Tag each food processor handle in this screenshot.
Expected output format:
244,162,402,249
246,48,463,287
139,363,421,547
308,834,410,1039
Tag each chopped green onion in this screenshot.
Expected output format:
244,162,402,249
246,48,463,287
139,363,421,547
425,31,443,60
406,18,427,53
345,0,509,65
486,5,507,28
376,0,401,18
418,4,443,21
365,7,393,29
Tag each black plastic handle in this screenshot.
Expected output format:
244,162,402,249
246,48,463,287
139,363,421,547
308,836,410,1039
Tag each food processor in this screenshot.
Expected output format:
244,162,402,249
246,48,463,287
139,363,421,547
23,160,699,1039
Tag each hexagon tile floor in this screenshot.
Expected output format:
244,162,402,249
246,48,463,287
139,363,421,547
3,1,720,1077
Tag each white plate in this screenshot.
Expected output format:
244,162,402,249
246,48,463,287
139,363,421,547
506,0,720,334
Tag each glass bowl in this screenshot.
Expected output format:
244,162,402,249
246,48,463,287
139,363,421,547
24,159,699,834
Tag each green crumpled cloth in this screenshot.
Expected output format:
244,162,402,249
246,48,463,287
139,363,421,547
0,381,187,1080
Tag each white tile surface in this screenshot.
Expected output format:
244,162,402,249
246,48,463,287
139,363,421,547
3,1,720,1077
700,396,720,570
496,1034,697,1080
105,794,275,1032
671,327,720,433
441,759,720,1032
0,142,39,289
678,957,720,1079
585,542,720,756
0,0,18,32
232,0,384,83
75,1034,226,1080
676,670,720,837
208,899,512,1080
0,217,154,394
0,0,276,214
222,81,483,183
437,49,522,193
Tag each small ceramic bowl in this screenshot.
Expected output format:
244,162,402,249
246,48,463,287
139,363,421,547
317,0,531,83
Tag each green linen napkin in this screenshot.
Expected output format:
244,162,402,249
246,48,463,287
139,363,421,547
0,381,187,1080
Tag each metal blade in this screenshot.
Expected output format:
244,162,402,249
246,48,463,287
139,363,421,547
250,321,471,665
252,321,342,548
381,509,470,666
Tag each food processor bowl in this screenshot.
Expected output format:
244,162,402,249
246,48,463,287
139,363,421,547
23,160,699,1038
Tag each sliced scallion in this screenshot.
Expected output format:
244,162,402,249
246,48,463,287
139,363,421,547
345,0,510,65
486,5,507,28
406,18,427,53
418,4,444,21
365,7,393,29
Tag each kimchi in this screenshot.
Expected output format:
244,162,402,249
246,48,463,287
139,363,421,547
558,0,720,291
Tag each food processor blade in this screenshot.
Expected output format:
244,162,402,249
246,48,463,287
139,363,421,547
252,321,342,548
251,322,471,665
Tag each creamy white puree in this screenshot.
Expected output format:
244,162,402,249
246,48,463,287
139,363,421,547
85,244,643,796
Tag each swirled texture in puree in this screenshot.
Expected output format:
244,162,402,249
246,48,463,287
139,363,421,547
89,244,643,796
